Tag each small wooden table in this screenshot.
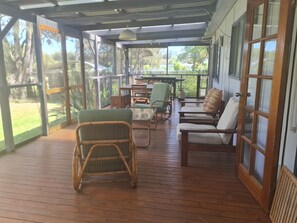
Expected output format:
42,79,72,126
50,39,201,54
130,107,155,148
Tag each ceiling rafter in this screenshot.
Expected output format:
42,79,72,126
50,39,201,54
21,0,216,15
49,5,214,25
0,0,220,45
74,16,211,31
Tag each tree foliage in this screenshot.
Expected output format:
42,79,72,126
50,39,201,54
177,46,208,73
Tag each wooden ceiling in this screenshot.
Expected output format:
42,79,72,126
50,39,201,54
0,0,219,46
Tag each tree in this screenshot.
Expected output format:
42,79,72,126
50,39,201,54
177,46,208,73
3,20,36,91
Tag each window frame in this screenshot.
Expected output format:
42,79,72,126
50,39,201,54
211,41,220,82
228,13,246,79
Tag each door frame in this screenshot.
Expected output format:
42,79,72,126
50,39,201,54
236,0,295,211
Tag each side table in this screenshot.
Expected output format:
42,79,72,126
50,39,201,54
111,94,131,108
130,107,156,148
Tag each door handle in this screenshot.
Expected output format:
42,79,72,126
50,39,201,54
235,92,243,97
235,92,251,97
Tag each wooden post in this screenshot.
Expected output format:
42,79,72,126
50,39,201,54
181,132,188,166
33,22,49,136
0,26,14,152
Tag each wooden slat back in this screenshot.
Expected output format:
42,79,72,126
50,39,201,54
270,166,297,223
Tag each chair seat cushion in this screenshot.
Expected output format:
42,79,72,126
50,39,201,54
181,106,216,119
177,123,222,144
216,97,239,144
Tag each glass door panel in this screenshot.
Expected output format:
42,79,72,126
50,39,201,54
242,140,251,170
246,78,257,108
252,3,264,40
254,150,265,184
244,110,253,139
266,0,280,36
249,42,261,74
262,40,277,76
259,79,272,113
256,116,268,150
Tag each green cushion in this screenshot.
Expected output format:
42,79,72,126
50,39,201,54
77,109,133,173
78,108,132,124
134,83,170,112
150,83,170,107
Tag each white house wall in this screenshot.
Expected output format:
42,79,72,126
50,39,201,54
211,0,247,100
211,0,296,173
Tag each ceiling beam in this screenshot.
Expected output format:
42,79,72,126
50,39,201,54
0,3,35,22
48,5,214,24
72,16,210,31
22,0,216,15
88,23,207,36
98,29,205,41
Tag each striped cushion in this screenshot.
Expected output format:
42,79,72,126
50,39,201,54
203,88,215,107
203,88,222,112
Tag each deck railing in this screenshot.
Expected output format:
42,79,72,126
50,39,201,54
90,73,208,109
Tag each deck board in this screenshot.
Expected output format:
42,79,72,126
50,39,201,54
0,100,271,222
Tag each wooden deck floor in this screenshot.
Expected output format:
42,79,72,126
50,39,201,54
0,100,271,223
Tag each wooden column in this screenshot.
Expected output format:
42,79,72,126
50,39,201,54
33,22,49,136
0,26,14,152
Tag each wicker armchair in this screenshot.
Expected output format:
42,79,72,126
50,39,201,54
72,109,137,191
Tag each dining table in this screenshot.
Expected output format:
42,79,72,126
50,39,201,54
119,84,153,96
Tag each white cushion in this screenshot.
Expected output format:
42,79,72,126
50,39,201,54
216,97,239,144
177,123,222,145
180,106,215,119
181,106,204,112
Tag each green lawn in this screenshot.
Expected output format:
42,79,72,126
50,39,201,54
0,101,42,151
0,101,73,151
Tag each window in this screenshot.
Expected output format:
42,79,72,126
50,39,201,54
212,41,220,82
229,14,246,79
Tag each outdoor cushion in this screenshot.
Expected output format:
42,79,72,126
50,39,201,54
180,106,217,120
216,97,239,144
134,82,170,112
203,88,215,107
177,123,222,144
203,88,222,113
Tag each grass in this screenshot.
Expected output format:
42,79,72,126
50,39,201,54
0,100,74,152
0,101,42,151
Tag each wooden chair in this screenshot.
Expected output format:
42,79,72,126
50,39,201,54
177,97,239,166
179,100,225,125
72,109,137,191
179,88,224,124
270,166,297,223
180,87,217,107
131,84,148,103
